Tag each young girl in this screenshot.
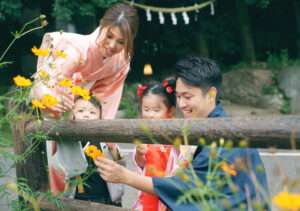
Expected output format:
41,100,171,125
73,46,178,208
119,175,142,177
63,96,125,206
133,79,184,211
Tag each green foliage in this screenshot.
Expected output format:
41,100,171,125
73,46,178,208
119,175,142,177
266,49,290,70
244,0,271,8
119,83,139,118
53,0,119,22
0,0,22,22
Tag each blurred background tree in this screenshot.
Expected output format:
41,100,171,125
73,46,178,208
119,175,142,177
0,0,298,86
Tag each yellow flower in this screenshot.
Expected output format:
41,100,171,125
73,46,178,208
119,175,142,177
31,46,49,57
54,50,67,59
71,86,90,100
13,75,32,87
82,94,91,101
38,69,49,79
173,137,182,151
221,161,237,176
273,191,300,210
71,86,83,96
31,99,46,109
58,79,73,88
84,145,98,156
177,170,190,182
84,145,104,161
41,95,58,108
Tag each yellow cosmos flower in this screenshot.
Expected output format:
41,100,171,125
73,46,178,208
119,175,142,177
173,137,182,151
38,69,49,79
71,86,90,100
41,95,58,108
221,161,237,176
273,191,300,210
31,46,49,57
58,79,73,88
31,99,46,109
13,75,32,87
54,50,67,59
82,94,91,101
84,145,104,161
71,86,82,96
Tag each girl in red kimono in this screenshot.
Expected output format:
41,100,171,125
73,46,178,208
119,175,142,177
132,79,186,211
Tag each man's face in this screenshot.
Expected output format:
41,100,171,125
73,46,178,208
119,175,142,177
176,78,214,118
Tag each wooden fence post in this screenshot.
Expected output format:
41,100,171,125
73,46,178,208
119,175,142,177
11,118,48,192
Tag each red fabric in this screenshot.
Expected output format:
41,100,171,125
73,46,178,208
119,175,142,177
49,165,65,195
140,145,171,211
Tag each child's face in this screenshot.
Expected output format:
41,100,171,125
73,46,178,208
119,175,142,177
176,78,215,118
141,94,173,119
73,99,101,120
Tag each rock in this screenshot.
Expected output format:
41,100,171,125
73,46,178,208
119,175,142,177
278,66,300,114
222,69,284,111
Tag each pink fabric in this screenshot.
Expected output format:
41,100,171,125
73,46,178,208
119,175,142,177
33,28,130,195
34,27,130,119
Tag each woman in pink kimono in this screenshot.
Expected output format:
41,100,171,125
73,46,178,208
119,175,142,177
30,3,139,196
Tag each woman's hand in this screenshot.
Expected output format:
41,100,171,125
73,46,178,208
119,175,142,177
50,86,74,113
95,157,128,183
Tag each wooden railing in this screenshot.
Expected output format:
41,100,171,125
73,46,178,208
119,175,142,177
12,115,300,210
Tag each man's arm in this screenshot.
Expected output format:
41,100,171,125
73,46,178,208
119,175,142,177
95,157,155,194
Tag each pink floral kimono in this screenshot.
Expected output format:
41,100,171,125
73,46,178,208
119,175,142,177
31,28,130,195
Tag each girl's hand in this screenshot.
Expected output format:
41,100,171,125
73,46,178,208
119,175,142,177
95,157,128,183
135,144,147,168
106,143,122,161
106,143,117,150
136,144,147,155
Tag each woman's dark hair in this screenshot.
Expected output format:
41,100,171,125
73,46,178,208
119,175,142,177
99,3,139,60
175,55,222,100
138,78,176,108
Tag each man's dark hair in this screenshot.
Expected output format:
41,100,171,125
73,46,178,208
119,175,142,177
175,55,222,100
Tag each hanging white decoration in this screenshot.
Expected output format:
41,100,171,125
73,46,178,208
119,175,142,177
146,8,152,21
124,0,215,24
182,12,189,25
159,11,165,24
171,12,177,25
210,2,215,15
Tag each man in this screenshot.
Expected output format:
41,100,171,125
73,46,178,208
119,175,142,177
95,56,269,210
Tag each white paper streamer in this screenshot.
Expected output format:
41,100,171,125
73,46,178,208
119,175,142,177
159,11,165,24
182,12,189,24
171,12,177,25
146,8,152,21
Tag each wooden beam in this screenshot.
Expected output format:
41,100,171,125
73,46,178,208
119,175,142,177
11,119,48,192
39,198,130,211
26,116,300,149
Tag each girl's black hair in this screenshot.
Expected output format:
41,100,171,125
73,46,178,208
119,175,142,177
139,78,176,108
